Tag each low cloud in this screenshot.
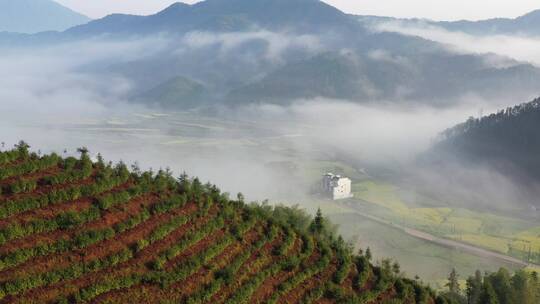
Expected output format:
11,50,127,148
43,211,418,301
372,20,540,66
0,32,536,212
179,30,323,63
0,36,169,122
230,99,477,165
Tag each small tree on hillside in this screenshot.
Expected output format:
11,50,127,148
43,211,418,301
479,281,499,304
77,147,89,156
392,261,401,276
446,268,461,294
15,140,30,156
365,247,372,261
467,270,483,304
310,208,325,235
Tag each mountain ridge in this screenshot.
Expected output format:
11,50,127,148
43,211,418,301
358,8,540,36
0,0,90,33
4,0,540,110
66,0,357,37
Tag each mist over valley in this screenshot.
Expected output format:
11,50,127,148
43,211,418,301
1,0,540,301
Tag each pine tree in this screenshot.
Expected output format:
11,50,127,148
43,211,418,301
392,261,401,276
446,268,460,294
466,270,483,304
479,281,499,304
310,208,325,234
365,247,372,261
15,140,30,157
491,268,512,304
77,147,89,156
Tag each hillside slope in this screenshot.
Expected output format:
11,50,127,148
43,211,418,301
433,97,540,183
133,76,211,109
0,144,436,303
0,0,90,33
415,97,540,212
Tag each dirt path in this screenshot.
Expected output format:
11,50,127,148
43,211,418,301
342,200,537,268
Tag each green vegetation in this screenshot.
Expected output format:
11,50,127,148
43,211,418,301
352,179,540,264
329,212,522,286
436,97,540,184
0,145,439,303
437,268,540,304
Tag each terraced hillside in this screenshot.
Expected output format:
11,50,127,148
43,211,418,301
0,142,436,303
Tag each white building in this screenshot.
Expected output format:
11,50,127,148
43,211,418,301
322,173,353,200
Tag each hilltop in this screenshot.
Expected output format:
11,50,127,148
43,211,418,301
0,143,437,303
0,0,90,33
66,0,356,36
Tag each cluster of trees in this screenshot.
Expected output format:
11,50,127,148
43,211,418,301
0,149,21,166
0,206,101,247
69,196,239,302
333,237,353,284
0,189,192,300
0,168,146,248
435,97,540,183
0,247,134,299
438,268,540,304
225,230,309,304
0,160,130,220
441,98,540,140
0,207,146,272
41,155,93,186
0,141,32,165
216,225,278,290
4,178,38,195
0,153,60,181
154,235,236,288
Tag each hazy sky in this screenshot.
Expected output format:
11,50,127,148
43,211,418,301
56,0,540,21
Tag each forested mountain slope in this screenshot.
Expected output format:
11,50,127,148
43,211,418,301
4,0,540,109
0,143,437,303
66,0,357,36
433,97,540,184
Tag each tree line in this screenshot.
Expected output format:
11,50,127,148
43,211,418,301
438,267,540,304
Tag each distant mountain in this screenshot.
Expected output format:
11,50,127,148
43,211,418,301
66,0,358,37
4,0,540,109
358,9,540,36
0,0,90,33
435,10,540,36
227,50,540,106
133,76,211,109
227,52,372,104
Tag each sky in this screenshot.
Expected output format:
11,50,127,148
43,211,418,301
55,0,540,21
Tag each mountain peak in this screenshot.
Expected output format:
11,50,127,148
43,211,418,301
66,0,356,36
517,9,540,21
158,2,192,14
0,0,90,33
